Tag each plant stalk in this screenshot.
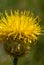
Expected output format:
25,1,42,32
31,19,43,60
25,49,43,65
13,57,18,65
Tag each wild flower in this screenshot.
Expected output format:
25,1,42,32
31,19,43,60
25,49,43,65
0,10,43,56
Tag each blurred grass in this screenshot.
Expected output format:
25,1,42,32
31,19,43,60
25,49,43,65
0,0,44,65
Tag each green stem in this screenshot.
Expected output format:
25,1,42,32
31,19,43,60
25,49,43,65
13,57,18,65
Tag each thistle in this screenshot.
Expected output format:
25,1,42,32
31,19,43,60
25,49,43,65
0,10,43,65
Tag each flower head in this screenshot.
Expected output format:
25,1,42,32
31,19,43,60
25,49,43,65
0,10,42,56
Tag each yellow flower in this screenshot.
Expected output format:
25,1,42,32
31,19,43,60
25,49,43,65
0,10,41,43
0,10,43,56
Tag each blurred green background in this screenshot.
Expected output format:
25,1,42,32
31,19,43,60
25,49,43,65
0,0,44,65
